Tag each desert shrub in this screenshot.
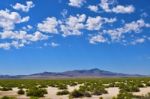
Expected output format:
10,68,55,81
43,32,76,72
109,83,115,87
99,97,103,99
17,89,25,95
138,84,145,87
57,90,69,95
146,82,150,86
83,92,91,97
136,93,150,99
69,82,78,86
93,90,103,95
57,84,67,90
1,96,16,99
92,87,107,95
116,92,133,99
26,87,47,97
38,85,47,88
0,87,12,91
119,84,140,92
70,90,84,98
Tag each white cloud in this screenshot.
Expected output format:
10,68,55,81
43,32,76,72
99,0,135,14
89,19,150,44
0,42,11,50
37,17,58,34
60,14,86,36
29,31,49,42
86,16,116,30
90,34,107,44
107,19,150,41
22,25,33,31
68,0,86,7
112,5,135,14
131,38,145,45
0,30,49,50
100,0,112,12
0,30,48,42
0,10,29,30
12,1,34,12
0,40,29,50
20,16,30,23
51,42,59,47
88,5,98,12
44,42,59,47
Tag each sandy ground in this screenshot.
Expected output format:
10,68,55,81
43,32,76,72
133,87,150,96
44,84,81,99
0,86,150,99
0,86,120,99
0,88,29,99
75,87,119,99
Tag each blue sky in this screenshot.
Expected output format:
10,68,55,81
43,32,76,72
0,0,150,75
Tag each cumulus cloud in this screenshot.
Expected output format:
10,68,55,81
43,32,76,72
86,16,116,30
90,34,108,44
0,42,12,50
99,0,135,14
100,0,112,12
0,40,30,50
12,1,34,12
88,5,98,12
60,14,86,36
0,10,29,30
37,17,58,34
112,5,135,14
68,0,86,7
0,30,48,42
0,30,48,50
89,19,150,44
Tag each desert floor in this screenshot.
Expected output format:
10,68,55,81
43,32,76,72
0,86,150,99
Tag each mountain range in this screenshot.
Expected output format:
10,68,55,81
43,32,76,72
0,68,144,79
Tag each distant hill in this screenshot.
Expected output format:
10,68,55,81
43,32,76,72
0,68,144,79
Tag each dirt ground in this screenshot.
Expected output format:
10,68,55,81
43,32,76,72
0,86,150,99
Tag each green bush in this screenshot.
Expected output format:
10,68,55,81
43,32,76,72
57,84,67,90
57,90,69,95
1,96,16,99
0,87,12,91
70,90,84,98
116,92,133,99
84,92,91,97
26,87,47,97
17,89,25,95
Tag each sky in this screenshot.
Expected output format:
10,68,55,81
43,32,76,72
0,0,150,75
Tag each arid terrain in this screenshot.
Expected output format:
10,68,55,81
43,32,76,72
0,78,150,99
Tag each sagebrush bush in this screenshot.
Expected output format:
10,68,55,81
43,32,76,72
83,91,91,97
17,89,25,95
26,87,47,97
1,96,16,99
70,90,84,98
57,90,69,95
0,87,12,91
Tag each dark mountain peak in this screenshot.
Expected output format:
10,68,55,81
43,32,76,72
89,68,100,71
0,68,145,79
89,68,106,72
